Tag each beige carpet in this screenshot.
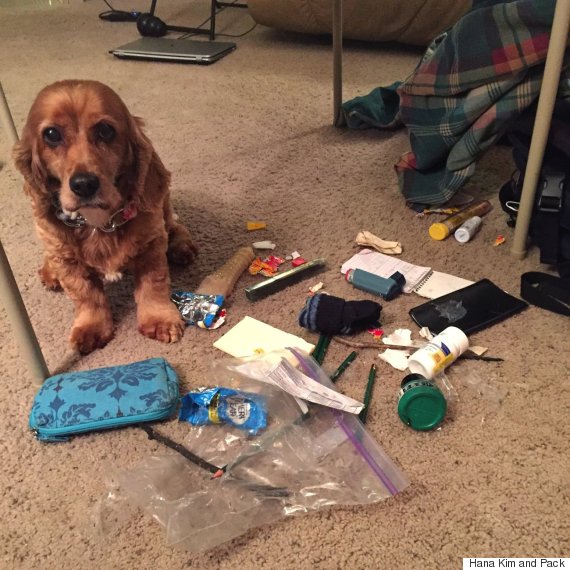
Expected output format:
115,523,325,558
1,1,568,568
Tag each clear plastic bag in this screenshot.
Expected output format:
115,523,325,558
97,349,409,552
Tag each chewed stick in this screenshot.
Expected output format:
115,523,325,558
195,246,255,298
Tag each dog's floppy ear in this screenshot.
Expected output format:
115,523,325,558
12,125,48,193
125,114,171,213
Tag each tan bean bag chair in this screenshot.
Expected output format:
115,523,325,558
247,0,472,46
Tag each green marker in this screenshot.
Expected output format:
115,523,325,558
330,351,357,383
358,364,377,424
313,334,331,366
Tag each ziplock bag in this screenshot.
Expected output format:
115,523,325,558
30,358,179,442
97,349,409,552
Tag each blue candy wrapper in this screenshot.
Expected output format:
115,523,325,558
171,292,225,329
179,388,267,435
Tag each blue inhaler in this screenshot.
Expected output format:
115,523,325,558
346,268,406,301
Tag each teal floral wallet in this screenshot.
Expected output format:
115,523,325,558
29,357,179,442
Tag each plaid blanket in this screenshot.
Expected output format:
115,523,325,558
342,0,570,205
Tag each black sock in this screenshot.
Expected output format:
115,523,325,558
299,293,381,335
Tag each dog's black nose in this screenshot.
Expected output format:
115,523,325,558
69,172,100,198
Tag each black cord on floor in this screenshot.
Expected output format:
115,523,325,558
99,0,141,22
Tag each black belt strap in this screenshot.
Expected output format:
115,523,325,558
521,272,570,317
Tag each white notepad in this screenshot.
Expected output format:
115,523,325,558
341,249,473,299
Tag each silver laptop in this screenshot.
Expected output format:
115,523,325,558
110,37,236,65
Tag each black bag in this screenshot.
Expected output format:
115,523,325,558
499,100,570,277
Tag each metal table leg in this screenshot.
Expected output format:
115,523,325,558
510,0,570,259
0,81,49,385
332,0,343,126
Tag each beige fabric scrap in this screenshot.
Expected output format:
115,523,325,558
355,230,402,255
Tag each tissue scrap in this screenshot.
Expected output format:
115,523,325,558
253,241,276,250
382,328,413,346
379,349,410,371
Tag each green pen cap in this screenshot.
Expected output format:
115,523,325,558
397,373,447,431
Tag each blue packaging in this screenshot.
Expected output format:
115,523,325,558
179,388,267,435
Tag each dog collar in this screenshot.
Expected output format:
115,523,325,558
55,201,138,233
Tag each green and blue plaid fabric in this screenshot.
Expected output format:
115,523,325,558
342,0,570,206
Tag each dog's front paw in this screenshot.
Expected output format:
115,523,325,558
38,265,62,291
138,305,184,343
167,225,197,266
69,318,114,354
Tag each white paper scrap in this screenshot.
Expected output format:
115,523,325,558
379,349,410,371
382,328,413,346
419,327,434,341
252,241,276,250
267,359,364,414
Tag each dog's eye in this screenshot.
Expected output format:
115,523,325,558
96,122,116,142
43,127,62,146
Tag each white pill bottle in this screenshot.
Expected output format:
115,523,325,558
408,327,469,380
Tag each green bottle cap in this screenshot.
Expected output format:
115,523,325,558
397,373,447,431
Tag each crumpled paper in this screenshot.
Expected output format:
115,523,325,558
355,231,402,255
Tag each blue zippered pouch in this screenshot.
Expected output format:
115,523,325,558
29,357,179,442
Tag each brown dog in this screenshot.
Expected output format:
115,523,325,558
13,80,196,354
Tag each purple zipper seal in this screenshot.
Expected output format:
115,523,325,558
287,348,399,497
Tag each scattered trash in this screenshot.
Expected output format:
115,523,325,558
291,257,307,267
98,350,409,553
246,221,267,231
418,327,434,341
245,258,326,301
382,328,413,346
264,255,285,270
179,388,268,435
428,200,493,241
355,230,402,255
234,354,364,414
248,257,278,277
290,251,301,259
379,348,410,371
171,292,225,329
308,281,324,295
416,207,459,217
252,241,276,250
493,234,506,246
367,327,384,338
